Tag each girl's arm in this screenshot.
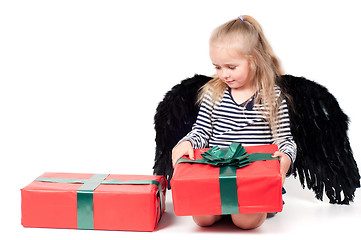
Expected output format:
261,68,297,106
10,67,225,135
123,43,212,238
178,92,214,148
172,92,215,165
274,98,297,179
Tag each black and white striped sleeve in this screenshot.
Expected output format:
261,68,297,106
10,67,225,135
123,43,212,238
178,93,214,149
276,98,297,173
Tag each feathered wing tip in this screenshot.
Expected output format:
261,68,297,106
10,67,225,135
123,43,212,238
153,74,212,188
277,75,360,204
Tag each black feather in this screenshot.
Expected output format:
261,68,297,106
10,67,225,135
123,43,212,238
277,75,360,204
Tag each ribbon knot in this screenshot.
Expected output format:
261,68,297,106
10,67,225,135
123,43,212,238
201,143,252,168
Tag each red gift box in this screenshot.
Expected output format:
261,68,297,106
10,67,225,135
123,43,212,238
21,172,167,231
171,144,283,216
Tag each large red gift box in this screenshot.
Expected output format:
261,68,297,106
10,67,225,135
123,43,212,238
21,172,167,231
171,144,283,216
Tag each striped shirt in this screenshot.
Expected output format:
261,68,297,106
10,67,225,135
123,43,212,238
181,86,297,163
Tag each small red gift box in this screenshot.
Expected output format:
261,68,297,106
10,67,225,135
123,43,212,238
21,172,167,231
171,144,283,216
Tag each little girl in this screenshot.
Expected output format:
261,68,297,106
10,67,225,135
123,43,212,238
172,15,296,230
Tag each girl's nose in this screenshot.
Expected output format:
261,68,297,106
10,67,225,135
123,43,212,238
220,69,230,80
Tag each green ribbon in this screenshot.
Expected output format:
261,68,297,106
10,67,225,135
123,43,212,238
176,142,278,215
35,174,164,230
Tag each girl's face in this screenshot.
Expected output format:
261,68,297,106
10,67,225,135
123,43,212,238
209,45,251,91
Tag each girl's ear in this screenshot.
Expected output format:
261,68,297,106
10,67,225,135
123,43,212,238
247,55,257,78
246,55,260,90
248,56,255,70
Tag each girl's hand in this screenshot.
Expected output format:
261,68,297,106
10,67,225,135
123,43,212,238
272,151,291,185
172,141,194,167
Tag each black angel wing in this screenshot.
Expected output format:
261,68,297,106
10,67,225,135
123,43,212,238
153,73,360,202
153,74,212,187
277,75,360,204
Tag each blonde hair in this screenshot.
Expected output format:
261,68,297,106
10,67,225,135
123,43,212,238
199,15,284,141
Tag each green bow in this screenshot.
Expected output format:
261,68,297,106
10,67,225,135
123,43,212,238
200,143,251,168
177,142,276,168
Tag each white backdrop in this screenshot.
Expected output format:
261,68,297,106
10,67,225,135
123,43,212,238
1,0,360,239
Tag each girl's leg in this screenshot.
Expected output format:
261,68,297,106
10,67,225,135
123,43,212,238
230,213,267,230
192,215,222,227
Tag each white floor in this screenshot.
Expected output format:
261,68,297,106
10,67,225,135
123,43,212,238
158,177,361,239
2,1,361,239
10,176,361,240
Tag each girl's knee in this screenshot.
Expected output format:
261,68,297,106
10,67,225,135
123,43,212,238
231,213,267,230
192,215,222,227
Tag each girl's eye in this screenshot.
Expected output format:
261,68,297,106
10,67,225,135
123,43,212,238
214,65,236,70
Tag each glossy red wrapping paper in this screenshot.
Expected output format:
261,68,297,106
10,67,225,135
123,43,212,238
21,173,167,231
171,144,283,216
